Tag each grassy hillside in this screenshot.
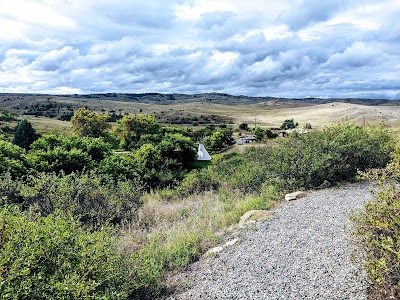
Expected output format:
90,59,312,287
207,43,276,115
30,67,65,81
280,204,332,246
1,93,400,133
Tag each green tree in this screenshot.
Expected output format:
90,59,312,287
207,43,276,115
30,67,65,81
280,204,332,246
71,108,110,138
280,119,298,130
205,131,225,150
98,154,140,181
239,123,249,131
115,115,160,149
156,133,196,165
12,119,38,150
132,144,174,187
252,126,265,141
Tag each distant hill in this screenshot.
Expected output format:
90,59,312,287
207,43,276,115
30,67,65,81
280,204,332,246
0,92,398,106
2,93,400,131
59,92,399,106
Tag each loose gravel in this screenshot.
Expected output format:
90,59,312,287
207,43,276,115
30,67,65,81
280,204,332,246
166,181,374,300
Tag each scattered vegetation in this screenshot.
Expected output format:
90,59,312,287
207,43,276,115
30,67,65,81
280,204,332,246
0,108,396,299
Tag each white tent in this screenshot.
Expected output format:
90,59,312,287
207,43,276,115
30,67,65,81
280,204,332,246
197,143,212,161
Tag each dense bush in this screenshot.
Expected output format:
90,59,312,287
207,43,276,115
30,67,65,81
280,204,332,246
30,134,112,162
247,123,393,190
27,147,94,174
239,123,249,131
27,134,112,174
98,154,140,181
177,168,219,196
0,205,131,300
0,140,27,177
351,152,400,299
0,172,143,227
251,126,277,141
178,123,394,195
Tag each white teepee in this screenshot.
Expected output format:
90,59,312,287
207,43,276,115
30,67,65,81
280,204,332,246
197,143,212,161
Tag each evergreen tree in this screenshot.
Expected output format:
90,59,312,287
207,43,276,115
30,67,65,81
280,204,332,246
12,119,38,150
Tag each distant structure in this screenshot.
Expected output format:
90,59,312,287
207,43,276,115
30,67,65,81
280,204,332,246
197,143,212,161
236,135,257,145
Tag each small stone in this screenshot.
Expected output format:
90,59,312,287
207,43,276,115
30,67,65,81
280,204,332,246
205,246,224,255
239,210,271,226
224,238,239,247
285,191,306,201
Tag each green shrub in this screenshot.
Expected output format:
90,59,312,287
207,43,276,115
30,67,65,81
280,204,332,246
0,205,131,299
239,123,249,131
27,147,93,174
30,134,112,162
351,151,400,299
352,186,400,299
280,118,298,130
0,172,143,227
0,140,27,177
98,154,140,181
177,168,219,196
246,123,393,190
179,123,394,197
28,134,112,174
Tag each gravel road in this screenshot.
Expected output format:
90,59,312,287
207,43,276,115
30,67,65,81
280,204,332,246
166,182,373,300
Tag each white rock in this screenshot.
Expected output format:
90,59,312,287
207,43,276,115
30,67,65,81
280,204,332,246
205,246,224,255
285,191,306,201
239,210,271,226
224,238,239,247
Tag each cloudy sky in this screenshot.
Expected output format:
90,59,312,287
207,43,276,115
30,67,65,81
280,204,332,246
1,0,400,99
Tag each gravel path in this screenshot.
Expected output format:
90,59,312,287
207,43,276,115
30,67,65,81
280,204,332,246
166,182,373,300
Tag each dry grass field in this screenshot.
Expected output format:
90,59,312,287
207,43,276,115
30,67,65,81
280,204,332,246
1,93,400,133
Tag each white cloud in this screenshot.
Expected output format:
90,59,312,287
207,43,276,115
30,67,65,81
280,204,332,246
323,41,383,69
30,46,79,71
0,0,399,99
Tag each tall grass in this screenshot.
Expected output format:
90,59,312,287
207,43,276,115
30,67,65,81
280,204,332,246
120,184,281,298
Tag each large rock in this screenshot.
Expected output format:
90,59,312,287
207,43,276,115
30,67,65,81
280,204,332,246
285,191,306,201
239,210,271,226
